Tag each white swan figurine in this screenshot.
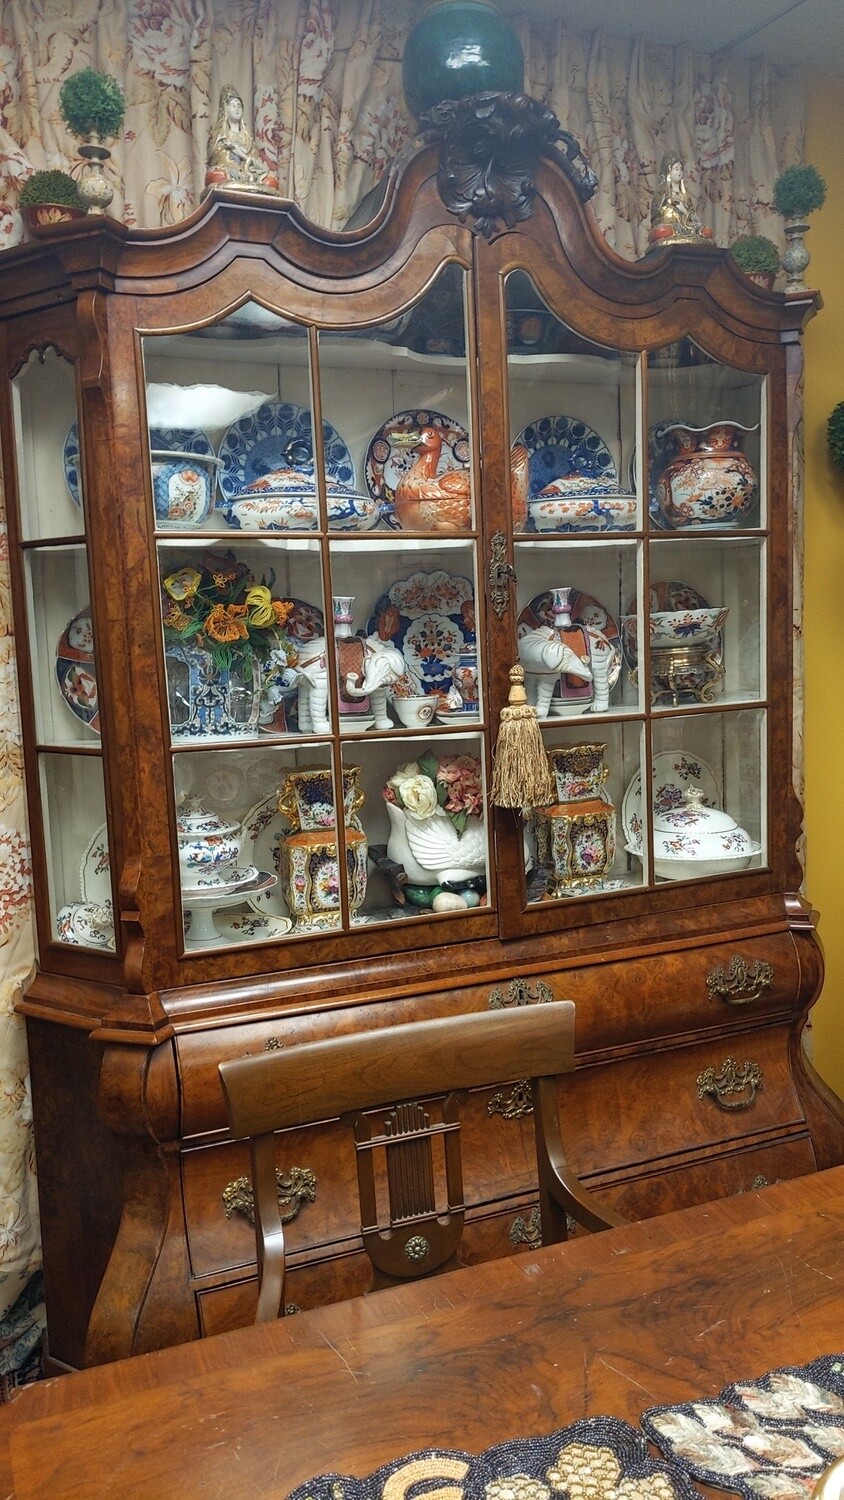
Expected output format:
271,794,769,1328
385,801,486,884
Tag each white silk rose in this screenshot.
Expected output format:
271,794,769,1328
398,775,439,820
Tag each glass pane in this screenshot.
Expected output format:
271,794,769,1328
638,710,767,884
39,752,115,953
318,265,474,534
525,722,645,903
158,537,325,743
504,271,639,535
643,539,765,709
647,338,765,530
12,348,84,541
514,541,641,720
345,731,490,927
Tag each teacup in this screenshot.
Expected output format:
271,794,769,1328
392,695,437,728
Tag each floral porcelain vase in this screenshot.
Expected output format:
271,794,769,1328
278,766,367,930
537,744,616,897
655,422,758,528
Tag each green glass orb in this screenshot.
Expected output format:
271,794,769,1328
402,1,524,119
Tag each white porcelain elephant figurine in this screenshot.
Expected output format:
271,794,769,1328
294,632,407,733
517,624,613,716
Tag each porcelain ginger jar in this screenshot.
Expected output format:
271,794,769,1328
536,744,616,896
655,421,758,528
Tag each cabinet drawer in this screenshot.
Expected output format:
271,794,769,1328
176,935,801,1139
195,1196,542,1336
565,1025,805,1177
183,1085,538,1278
600,1136,817,1219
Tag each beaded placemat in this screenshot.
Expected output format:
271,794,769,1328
287,1414,702,1500
641,1353,844,1499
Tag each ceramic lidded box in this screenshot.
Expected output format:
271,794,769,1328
651,787,761,880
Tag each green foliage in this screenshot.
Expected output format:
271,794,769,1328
827,403,844,470
18,169,84,209
729,234,780,276
773,165,827,220
59,69,125,140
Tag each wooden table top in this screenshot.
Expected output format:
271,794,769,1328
2,1167,843,1499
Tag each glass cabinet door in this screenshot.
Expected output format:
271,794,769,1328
10,348,116,954
501,281,766,908
141,267,492,952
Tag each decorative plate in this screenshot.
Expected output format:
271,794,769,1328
366,569,475,698
55,606,99,733
514,414,618,499
258,597,324,735
240,793,292,919
364,410,469,530
190,910,293,943
80,824,112,904
642,1354,844,1500
217,400,354,506
182,866,273,904
516,588,623,706
622,751,721,853
63,422,83,509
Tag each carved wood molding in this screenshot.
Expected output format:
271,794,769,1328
419,92,598,240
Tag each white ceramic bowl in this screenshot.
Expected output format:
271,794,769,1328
231,471,382,532
529,492,637,533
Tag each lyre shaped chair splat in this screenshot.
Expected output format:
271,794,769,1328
347,1091,465,1282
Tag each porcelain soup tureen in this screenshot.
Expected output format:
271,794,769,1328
648,786,761,881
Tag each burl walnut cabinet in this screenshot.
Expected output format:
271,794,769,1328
1,113,842,1371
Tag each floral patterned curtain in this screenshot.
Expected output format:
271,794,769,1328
0,0,805,1372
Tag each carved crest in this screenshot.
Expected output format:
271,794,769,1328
420,92,597,240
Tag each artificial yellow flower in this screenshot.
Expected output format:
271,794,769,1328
205,603,249,643
163,603,191,630
245,585,275,626
163,566,202,602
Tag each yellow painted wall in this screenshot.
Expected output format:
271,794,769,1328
803,74,844,1099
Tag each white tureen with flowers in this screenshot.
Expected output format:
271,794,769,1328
383,750,486,885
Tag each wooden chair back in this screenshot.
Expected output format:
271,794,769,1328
219,1001,623,1322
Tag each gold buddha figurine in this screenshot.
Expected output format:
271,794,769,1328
649,154,713,245
204,85,279,196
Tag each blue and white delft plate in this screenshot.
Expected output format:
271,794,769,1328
366,569,475,699
63,422,83,509
515,414,619,498
217,401,355,503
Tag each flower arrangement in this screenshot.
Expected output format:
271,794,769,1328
729,234,779,278
161,551,297,674
773,165,827,221
384,750,483,835
19,170,84,210
828,402,844,470
59,69,126,141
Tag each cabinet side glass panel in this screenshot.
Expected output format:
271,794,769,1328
12,350,115,953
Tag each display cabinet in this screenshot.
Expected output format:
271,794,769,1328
1,117,842,1371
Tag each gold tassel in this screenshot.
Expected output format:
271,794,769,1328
491,664,554,810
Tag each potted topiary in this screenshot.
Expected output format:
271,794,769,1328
58,68,125,216
827,402,844,472
772,164,827,293
18,169,86,232
729,234,780,290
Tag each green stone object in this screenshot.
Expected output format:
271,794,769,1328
403,884,443,908
402,0,524,119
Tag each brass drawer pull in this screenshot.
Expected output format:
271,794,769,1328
706,956,774,1005
488,978,554,1009
488,1080,533,1119
509,1206,542,1249
222,1165,316,1226
697,1057,763,1111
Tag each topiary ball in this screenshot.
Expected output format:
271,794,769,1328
828,403,844,470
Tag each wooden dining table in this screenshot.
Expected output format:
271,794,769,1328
1,1166,843,1499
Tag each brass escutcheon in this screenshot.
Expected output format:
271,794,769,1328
696,1057,763,1110
488,977,554,1009
222,1165,316,1225
706,955,774,1005
510,1206,543,1249
488,531,516,618
488,1080,534,1119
